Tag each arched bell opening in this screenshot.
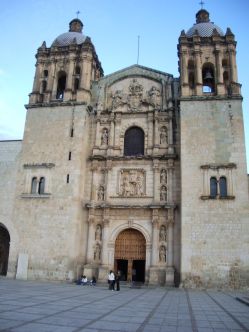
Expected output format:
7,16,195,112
114,228,146,282
0,224,10,276
56,71,67,100
188,59,195,93
202,63,215,93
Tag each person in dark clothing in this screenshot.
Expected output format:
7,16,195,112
115,271,121,291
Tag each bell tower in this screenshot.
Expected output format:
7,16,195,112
29,18,103,105
178,9,241,97
178,9,249,287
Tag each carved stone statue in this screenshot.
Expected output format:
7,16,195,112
94,243,101,261
159,225,167,242
160,126,168,145
101,128,108,145
97,186,105,201
160,185,167,201
148,86,161,108
159,245,166,262
160,169,167,184
95,224,102,241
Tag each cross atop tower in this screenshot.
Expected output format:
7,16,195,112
199,0,205,9
76,10,80,18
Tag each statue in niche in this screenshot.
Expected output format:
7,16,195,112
97,186,105,201
148,86,161,108
159,245,166,263
94,243,101,261
112,90,125,109
160,126,168,145
160,169,167,184
160,185,167,201
127,79,143,111
101,128,108,145
159,225,167,242
95,225,102,241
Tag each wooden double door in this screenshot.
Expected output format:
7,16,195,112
114,228,146,282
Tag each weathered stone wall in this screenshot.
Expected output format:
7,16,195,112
180,98,249,288
8,105,90,280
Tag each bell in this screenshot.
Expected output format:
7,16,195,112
204,70,213,81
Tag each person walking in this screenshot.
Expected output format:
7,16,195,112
108,270,115,291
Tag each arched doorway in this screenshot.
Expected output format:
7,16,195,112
114,228,146,282
0,224,10,276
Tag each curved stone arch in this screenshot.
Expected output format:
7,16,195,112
109,222,151,244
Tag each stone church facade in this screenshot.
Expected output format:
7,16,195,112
0,9,248,288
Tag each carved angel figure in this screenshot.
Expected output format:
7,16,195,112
160,185,167,201
160,169,167,184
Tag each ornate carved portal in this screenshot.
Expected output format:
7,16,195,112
114,228,146,282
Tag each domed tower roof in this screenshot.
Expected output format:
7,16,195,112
51,18,86,47
186,9,224,37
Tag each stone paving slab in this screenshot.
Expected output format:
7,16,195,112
0,279,249,332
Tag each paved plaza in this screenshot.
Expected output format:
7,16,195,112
0,279,249,332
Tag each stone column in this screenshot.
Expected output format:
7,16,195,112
194,50,202,95
151,211,159,266
114,113,121,148
95,119,101,147
32,63,42,92
51,62,58,100
167,159,174,203
98,217,110,282
46,62,56,98
86,216,95,263
153,160,160,202
168,112,174,154
182,51,188,85
166,208,175,286
90,161,98,201
229,48,238,82
147,113,153,151
109,117,115,147
64,57,75,100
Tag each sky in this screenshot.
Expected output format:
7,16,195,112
0,0,248,171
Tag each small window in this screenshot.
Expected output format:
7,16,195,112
124,126,144,156
75,66,81,75
43,70,48,77
31,177,38,194
219,177,227,197
67,174,70,183
74,78,79,91
210,177,217,198
38,177,45,194
68,152,71,160
70,128,74,137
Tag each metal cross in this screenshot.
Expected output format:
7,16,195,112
199,0,205,9
76,10,80,18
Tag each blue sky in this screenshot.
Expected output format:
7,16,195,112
0,0,248,171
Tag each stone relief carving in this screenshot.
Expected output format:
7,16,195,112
110,80,162,112
159,225,167,242
160,169,167,184
119,169,145,197
97,186,105,201
159,245,166,263
95,224,102,241
94,243,101,261
101,128,109,145
127,79,144,111
148,86,161,108
160,185,167,201
160,126,168,145
111,90,125,109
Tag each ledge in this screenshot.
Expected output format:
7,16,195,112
23,163,55,169
200,163,236,170
21,193,51,199
200,195,235,200
25,100,87,109
90,153,178,161
85,202,176,209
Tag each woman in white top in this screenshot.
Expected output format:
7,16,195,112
108,270,115,290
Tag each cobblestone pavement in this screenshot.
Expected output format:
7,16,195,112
0,279,249,332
